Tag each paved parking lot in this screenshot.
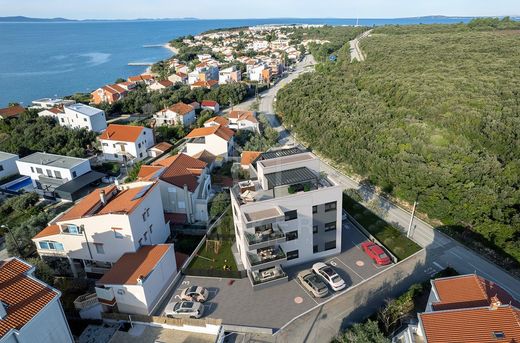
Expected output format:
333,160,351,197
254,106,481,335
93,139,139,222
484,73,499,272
159,220,391,329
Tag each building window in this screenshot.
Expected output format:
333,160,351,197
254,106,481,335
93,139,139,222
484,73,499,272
94,243,105,254
54,170,62,179
102,143,108,147
286,230,298,241
312,205,317,214
138,238,143,247
30,166,34,173
114,154,119,159
142,212,147,222
313,245,319,253
36,167,43,174
64,224,81,235
38,241,64,251
324,240,336,251
325,201,337,212
139,152,143,158
313,225,318,234
0,165,3,172
325,222,337,232
284,210,297,221
84,118,87,122
72,171,77,178
138,142,141,148
144,232,148,241
286,250,299,260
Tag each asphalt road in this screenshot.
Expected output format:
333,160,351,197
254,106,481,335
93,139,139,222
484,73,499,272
349,29,372,62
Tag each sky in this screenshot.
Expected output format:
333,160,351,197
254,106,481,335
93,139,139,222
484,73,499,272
1,0,519,20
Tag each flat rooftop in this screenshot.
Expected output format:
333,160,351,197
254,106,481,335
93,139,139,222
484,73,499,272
0,151,18,161
65,103,103,116
259,152,314,168
244,207,284,222
18,152,88,169
265,166,318,188
257,147,306,161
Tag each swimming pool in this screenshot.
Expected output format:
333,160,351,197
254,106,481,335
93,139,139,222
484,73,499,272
6,177,33,191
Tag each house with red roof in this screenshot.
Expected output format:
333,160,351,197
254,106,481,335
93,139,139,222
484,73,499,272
204,116,229,129
185,125,235,159
128,74,155,85
393,274,520,343
154,102,195,127
190,80,219,90
201,100,220,113
138,153,212,223
168,71,188,84
32,182,170,277
99,124,154,162
95,244,177,315
228,110,260,133
0,258,73,343
0,104,25,120
91,82,137,105
148,79,174,92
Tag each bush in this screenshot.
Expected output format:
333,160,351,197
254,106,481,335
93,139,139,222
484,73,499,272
209,192,230,219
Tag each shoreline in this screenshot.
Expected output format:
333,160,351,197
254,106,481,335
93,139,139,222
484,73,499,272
163,43,178,55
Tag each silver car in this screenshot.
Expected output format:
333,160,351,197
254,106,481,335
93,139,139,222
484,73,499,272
181,286,209,302
297,269,329,298
164,301,205,319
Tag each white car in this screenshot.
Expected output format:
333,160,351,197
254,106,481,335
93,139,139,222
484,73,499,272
164,301,205,319
312,262,346,291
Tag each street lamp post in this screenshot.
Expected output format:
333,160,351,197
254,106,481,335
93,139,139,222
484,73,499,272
1,224,22,256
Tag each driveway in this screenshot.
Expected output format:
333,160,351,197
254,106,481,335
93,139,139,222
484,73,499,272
158,221,389,329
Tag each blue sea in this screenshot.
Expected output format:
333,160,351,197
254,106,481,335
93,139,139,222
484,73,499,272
0,17,475,106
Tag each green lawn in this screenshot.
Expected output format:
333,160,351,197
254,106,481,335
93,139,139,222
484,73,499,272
188,240,237,271
343,194,421,260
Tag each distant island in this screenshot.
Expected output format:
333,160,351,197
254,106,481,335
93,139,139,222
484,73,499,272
0,16,199,23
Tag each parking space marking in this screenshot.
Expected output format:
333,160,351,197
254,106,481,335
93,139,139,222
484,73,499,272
433,262,444,270
292,279,319,305
351,240,362,250
327,258,365,280
372,263,388,270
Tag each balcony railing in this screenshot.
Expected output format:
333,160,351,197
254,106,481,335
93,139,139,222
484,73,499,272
245,226,286,250
249,266,288,286
247,246,286,268
73,293,99,310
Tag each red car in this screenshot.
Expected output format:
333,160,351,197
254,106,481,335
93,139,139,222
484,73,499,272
361,241,391,266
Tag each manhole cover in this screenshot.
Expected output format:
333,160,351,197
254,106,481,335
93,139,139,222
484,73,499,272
356,260,365,267
294,296,304,304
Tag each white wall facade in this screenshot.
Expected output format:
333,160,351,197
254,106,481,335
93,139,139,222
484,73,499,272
100,127,154,162
186,135,232,158
154,109,195,127
16,157,91,188
0,153,19,180
60,106,107,132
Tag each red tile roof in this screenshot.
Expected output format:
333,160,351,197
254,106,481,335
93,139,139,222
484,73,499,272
128,74,154,82
0,105,25,119
97,245,172,285
419,305,520,343
167,102,194,116
241,151,262,166
147,153,207,192
0,258,59,338
192,149,216,165
201,100,218,107
432,274,520,311
157,80,174,87
33,224,60,239
165,212,188,225
204,116,229,127
150,141,173,153
99,124,146,142
186,125,234,141
229,110,258,124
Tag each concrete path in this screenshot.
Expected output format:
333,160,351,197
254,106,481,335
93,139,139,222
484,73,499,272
349,29,372,62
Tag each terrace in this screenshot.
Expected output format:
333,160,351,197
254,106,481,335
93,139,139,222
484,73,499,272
245,223,286,250
247,245,287,270
248,265,288,290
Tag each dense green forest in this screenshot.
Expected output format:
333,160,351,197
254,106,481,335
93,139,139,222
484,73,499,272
277,19,520,269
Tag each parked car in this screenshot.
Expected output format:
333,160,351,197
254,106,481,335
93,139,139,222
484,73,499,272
180,286,209,302
361,241,392,266
297,269,329,298
342,209,348,221
312,262,346,291
164,301,205,319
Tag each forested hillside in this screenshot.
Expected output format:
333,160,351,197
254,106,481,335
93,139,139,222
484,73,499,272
277,19,520,267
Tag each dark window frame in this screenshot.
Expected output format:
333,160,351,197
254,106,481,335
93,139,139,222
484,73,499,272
286,250,299,260
325,201,337,212
324,222,337,232
284,210,297,221
286,230,298,241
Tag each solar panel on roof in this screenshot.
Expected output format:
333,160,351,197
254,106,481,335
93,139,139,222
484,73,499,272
131,184,152,201
264,167,317,188
259,147,306,161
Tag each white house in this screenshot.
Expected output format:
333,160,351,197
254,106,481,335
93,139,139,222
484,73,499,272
95,244,177,315
230,148,343,289
154,103,195,127
38,103,107,133
228,110,260,133
16,152,91,192
204,116,229,129
148,80,174,92
248,64,270,83
219,66,241,84
32,182,170,277
138,153,212,224
99,124,154,163
201,100,220,113
168,72,188,85
0,257,74,343
30,98,75,109
185,125,235,159
0,151,19,180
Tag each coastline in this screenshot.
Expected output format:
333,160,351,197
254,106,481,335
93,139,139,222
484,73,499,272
163,43,178,55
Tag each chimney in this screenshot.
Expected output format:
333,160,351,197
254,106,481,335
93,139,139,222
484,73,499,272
490,296,501,310
0,302,7,320
99,190,107,205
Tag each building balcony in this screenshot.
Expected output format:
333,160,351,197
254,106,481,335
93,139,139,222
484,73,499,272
247,246,286,271
245,225,286,250
95,286,116,306
248,265,288,290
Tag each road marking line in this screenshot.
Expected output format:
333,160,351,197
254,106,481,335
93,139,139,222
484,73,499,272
328,258,365,280
351,240,362,250
293,279,319,305
433,262,444,270
448,250,464,260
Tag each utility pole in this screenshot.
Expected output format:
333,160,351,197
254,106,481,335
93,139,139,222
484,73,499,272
407,200,418,238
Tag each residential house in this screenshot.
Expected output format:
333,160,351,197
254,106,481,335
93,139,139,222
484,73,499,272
190,101,200,110
175,64,189,74
168,72,188,84
128,74,155,85
240,151,262,170
148,80,174,92
185,125,235,159
39,103,107,133
219,66,242,84
32,182,170,277
228,110,260,132
230,148,343,289
99,124,154,163
30,98,75,109
16,152,92,193
95,244,177,315
204,116,229,128
201,100,220,113
0,151,19,180
393,274,520,343
91,83,136,105
248,64,271,83
147,142,173,158
0,105,25,120
0,258,74,343
138,153,212,223
154,102,196,127
190,80,219,90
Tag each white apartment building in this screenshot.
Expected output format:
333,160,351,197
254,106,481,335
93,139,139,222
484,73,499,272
16,152,91,192
228,110,260,133
185,125,235,159
219,66,241,84
0,258,74,343
95,244,177,315
154,102,195,127
32,182,170,277
39,103,107,133
231,148,343,290
0,151,19,180
248,64,269,82
138,153,212,224
30,97,76,109
99,124,154,163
